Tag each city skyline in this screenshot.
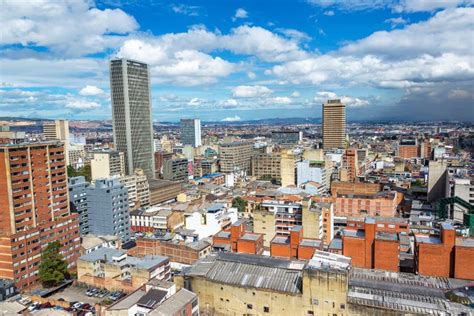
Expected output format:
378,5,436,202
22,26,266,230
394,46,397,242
1,0,473,122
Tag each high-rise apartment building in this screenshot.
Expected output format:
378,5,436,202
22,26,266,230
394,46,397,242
110,59,155,179
219,142,253,174
322,99,346,150
180,119,202,148
118,168,150,210
0,141,80,289
68,176,90,235
43,120,70,165
90,149,126,181
87,178,131,243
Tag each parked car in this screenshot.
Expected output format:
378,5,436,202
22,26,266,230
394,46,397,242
27,302,40,311
72,302,84,309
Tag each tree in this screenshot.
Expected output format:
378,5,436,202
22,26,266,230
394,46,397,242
67,165,92,182
232,196,247,213
38,241,69,287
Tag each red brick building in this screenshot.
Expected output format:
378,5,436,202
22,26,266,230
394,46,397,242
342,217,409,271
212,220,264,255
0,141,81,289
270,226,323,260
398,139,419,159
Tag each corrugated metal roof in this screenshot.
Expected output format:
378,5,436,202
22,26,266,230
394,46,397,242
185,253,304,294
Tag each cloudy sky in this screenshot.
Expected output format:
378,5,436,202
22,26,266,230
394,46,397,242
0,0,473,122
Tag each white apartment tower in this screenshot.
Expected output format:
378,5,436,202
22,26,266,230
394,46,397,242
110,59,155,179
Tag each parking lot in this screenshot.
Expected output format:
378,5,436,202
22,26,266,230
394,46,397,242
50,286,103,305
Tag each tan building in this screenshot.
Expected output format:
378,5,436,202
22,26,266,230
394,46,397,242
77,247,170,292
43,119,70,165
251,152,281,182
219,141,253,174
280,150,297,187
119,168,150,210
322,99,346,150
303,200,334,245
175,251,351,316
91,149,125,181
149,179,182,205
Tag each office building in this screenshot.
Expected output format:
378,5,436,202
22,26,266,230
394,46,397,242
119,168,150,210
180,118,202,148
87,178,131,243
43,119,70,165
68,176,90,235
251,152,281,182
0,141,81,289
110,58,155,179
219,141,253,174
90,149,126,181
280,150,297,187
148,179,182,205
322,99,346,150
162,158,189,181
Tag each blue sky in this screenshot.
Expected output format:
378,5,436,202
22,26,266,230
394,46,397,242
0,0,473,122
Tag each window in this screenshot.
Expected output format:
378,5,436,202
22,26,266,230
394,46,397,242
340,304,345,310
307,311,314,315
264,306,270,313
247,304,253,309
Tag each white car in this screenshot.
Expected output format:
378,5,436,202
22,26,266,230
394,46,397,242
27,302,40,311
72,302,84,309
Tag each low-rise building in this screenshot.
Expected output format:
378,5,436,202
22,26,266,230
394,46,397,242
270,226,323,260
105,279,199,316
130,206,183,233
132,237,211,266
77,248,170,292
212,219,264,255
175,251,351,316
149,179,182,205
184,203,238,240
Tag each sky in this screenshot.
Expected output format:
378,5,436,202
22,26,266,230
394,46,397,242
0,0,473,122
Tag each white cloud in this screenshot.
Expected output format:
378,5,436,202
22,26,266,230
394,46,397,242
0,0,138,56
171,4,200,16
232,85,273,98
394,0,473,12
269,96,292,105
247,71,257,79
385,17,408,28
66,97,100,109
291,91,301,97
270,8,474,90
324,10,335,16
221,115,241,122
233,8,248,20
79,85,104,96
314,91,369,107
276,28,311,42
187,97,205,106
220,99,239,106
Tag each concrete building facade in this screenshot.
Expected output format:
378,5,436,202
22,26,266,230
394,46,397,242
91,150,125,181
0,141,80,289
322,99,346,150
180,119,202,148
218,142,252,174
68,176,90,235
110,59,155,179
87,178,131,243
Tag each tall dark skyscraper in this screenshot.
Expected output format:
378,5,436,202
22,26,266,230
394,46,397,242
110,59,155,179
180,118,202,148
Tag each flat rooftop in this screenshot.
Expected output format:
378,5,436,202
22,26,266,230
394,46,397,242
240,233,262,241
271,236,290,244
375,232,398,241
415,234,441,244
456,238,474,247
300,239,322,248
343,229,365,238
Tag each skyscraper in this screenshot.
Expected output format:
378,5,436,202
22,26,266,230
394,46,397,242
180,118,202,147
43,119,70,165
110,59,155,179
0,141,81,289
322,99,346,150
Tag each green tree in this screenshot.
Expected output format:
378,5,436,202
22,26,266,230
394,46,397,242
232,196,248,213
67,165,91,182
38,241,69,287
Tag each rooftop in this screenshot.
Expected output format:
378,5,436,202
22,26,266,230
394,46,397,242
183,253,306,294
271,235,289,244
79,247,168,270
306,251,351,273
375,232,398,241
240,233,262,241
300,239,322,248
456,238,474,247
150,289,197,316
414,234,441,244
